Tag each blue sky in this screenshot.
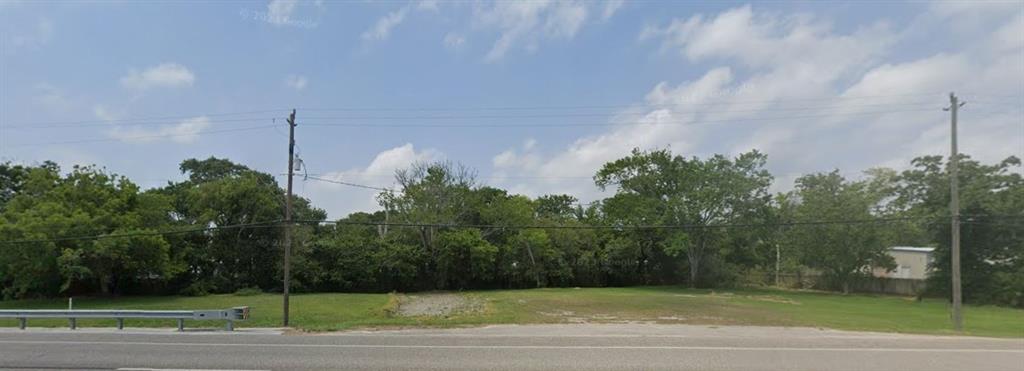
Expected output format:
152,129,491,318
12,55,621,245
1,1,1022,218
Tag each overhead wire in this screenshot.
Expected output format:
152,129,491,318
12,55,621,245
303,175,393,191
296,107,944,128
3,212,1019,245
0,220,283,245
294,101,943,120
4,109,287,128
294,92,958,112
7,124,280,147
293,215,959,230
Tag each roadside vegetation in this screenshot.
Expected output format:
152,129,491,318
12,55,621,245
1,150,1021,308
0,287,1021,338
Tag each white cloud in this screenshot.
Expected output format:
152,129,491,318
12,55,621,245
475,1,601,62
643,5,894,73
108,116,211,144
267,0,299,25
92,104,123,122
5,18,53,52
443,32,466,51
285,74,308,90
362,7,409,42
991,12,1024,53
304,143,442,218
489,5,1024,202
417,0,439,12
119,63,195,90
601,0,624,21
32,83,70,110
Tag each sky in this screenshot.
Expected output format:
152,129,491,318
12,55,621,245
1,0,1022,219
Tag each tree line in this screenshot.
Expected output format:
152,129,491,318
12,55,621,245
0,150,1021,307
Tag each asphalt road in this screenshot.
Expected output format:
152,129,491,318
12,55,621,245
0,324,1021,371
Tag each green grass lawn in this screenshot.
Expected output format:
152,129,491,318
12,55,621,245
1,287,1021,338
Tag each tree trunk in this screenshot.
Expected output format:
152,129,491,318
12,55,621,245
524,241,541,288
99,274,111,296
687,235,704,288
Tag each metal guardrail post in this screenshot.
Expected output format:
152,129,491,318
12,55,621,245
69,318,76,330
19,318,26,330
177,319,184,332
117,318,124,330
226,320,234,331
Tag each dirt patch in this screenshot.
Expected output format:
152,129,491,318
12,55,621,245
396,293,484,317
745,295,801,305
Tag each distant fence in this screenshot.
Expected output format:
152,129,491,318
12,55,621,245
745,272,927,296
850,277,928,296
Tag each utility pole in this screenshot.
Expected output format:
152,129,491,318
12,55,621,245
945,93,964,331
283,109,296,327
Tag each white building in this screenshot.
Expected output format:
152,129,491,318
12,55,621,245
873,246,935,280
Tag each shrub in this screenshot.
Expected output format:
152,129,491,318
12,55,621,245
234,287,263,296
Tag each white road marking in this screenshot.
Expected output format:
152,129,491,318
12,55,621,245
2,340,1021,353
317,333,1024,341
118,368,269,371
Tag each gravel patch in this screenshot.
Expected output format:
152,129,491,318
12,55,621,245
396,293,484,317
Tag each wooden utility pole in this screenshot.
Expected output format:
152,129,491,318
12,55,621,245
946,93,964,331
283,109,296,327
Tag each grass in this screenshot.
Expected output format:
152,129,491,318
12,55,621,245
1,286,1021,338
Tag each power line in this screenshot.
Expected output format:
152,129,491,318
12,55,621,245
304,175,393,191
8,117,281,130
7,125,279,147
295,92,962,112
297,107,944,128
294,102,944,121
4,109,286,128
6,97,1018,130
0,220,283,245
7,103,950,130
295,215,951,230
3,214,1018,245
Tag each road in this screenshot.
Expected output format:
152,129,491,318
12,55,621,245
0,324,1020,371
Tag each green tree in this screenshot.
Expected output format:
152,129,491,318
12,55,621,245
155,157,325,294
595,148,772,287
895,155,1024,306
436,229,498,289
786,171,894,293
379,161,476,289
0,165,178,297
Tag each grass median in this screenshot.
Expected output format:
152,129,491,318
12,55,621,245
1,286,1021,338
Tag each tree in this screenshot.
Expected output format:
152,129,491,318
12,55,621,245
379,160,476,289
785,171,894,293
154,157,325,294
535,194,581,220
436,229,498,290
0,165,178,297
0,161,58,211
895,155,1024,306
300,212,385,292
595,148,772,287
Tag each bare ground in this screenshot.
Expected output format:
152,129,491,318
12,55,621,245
396,293,484,317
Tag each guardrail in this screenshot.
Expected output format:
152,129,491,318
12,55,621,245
0,306,250,331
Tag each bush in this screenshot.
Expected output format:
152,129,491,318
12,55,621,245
179,281,213,297
380,292,401,317
234,287,263,296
